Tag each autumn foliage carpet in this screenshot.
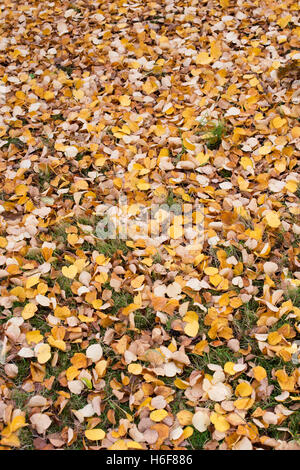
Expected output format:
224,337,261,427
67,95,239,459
0,0,299,451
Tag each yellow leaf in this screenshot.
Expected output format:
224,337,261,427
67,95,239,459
268,331,282,345
224,362,236,376
109,439,128,450
195,52,212,65
253,366,267,382
119,95,131,106
0,236,7,248
92,299,103,310
37,344,51,364
150,409,168,422
71,353,87,369
137,181,150,191
95,360,107,377
183,311,198,322
210,412,230,432
95,272,108,284
0,433,20,448
54,306,72,319
182,138,195,151
275,370,295,392
234,398,254,410
209,274,223,287
73,259,86,273
22,303,37,320
141,257,153,267
265,211,281,228
73,89,84,100
66,366,80,381
10,415,27,433
210,41,222,60
26,330,43,345
44,91,54,101
184,321,199,337
196,153,210,165
272,116,286,129
204,267,218,276
95,254,109,266
174,378,189,390
277,15,292,28
128,363,143,375
15,184,28,196
131,275,145,289
240,157,253,170
78,314,95,323
47,336,66,351
142,77,158,95
182,426,193,439
230,297,243,308
62,265,78,279
285,180,298,193
177,410,193,426
192,339,208,356
67,234,78,245
291,126,300,139
168,225,184,239
25,275,40,289
113,177,123,189
235,382,253,397
85,429,106,441
249,77,259,87
259,145,272,155
238,175,249,191
154,125,166,137
127,441,143,449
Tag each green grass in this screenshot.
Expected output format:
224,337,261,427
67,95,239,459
45,349,78,384
24,249,44,264
56,64,74,76
284,286,300,306
174,128,187,161
95,239,130,257
134,308,156,330
187,346,240,381
209,247,221,268
49,222,70,243
196,119,227,150
2,137,26,149
19,428,35,450
50,113,65,121
288,412,300,441
223,244,243,261
38,167,53,189
232,299,259,340
57,275,73,297
153,253,162,264
188,429,210,449
29,312,51,334
104,399,131,423
11,358,31,386
11,389,31,408
166,189,176,207
218,168,232,179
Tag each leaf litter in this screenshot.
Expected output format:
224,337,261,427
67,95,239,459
0,0,299,451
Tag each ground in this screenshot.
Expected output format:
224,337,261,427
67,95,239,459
0,0,299,451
